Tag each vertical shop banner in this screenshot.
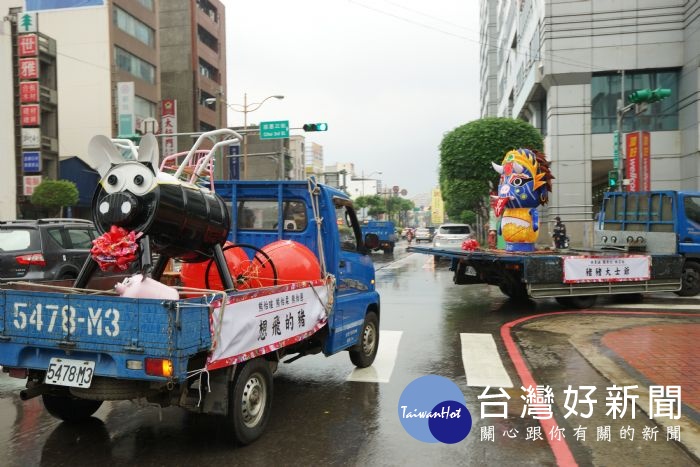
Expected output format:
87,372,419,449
641,131,651,191
625,132,640,192
20,105,40,126
17,34,38,57
20,81,39,103
117,82,135,137
161,99,177,157
23,176,42,196
18,58,38,80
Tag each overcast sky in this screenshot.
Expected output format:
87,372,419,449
225,0,480,198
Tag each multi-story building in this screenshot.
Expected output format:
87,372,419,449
287,135,305,180
1,0,160,218
304,142,324,178
480,0,700,244
160,0,226,176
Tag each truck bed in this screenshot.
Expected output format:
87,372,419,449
408,245,682,297
0,286,211,382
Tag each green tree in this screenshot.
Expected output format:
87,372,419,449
355,195,387,218
31,179,79,217
439,118,543,224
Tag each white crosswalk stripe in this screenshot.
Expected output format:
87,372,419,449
606,302,700,310
460,333,513,388
346,330,402,383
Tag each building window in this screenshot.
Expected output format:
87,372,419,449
134,95,156,130
200,121,216,132
114,46,156,84
197,25,218,53
199,58,219,82
196,0,218,23
137,0,154,11
591,69,679,134
114,6,155,47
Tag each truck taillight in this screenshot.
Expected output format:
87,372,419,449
15,253,45,266
145,358,173,377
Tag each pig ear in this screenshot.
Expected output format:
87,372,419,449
137,133,160,174
85,135,126,178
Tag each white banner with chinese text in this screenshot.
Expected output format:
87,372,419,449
563,255,650,284
207,280,329,370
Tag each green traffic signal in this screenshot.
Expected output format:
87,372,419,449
302,123,328,132
608,170,618,188
652,88,671,101
628,88,671,104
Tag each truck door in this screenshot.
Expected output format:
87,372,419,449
678,194,700,254
333,199,375,349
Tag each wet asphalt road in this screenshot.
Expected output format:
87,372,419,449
1,241,698,466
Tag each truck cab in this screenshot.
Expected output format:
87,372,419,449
216,179,381,357
596,190,700,295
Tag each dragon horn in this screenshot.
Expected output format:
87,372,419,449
491,162,504,174
512,162,524,174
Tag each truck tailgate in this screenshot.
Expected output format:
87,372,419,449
0,289,211,381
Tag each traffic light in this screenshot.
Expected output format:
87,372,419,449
628,88,671,104
608,170,619,188
302,123,328,132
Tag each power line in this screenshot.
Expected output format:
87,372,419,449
349,0,598,72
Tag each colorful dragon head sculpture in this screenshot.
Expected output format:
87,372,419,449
491,148,553,252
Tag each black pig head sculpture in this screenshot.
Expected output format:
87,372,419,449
73,134,234,290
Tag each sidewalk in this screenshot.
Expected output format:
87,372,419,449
601,323,700,417
513,310,700,463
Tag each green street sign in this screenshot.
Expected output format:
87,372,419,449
260,120,289,140
613,130,620,169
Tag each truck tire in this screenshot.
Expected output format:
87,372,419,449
229,358,273,445
676,261,700,297
349,311,379,368
555,296,597,309
42,393,103,422
498,272,529,301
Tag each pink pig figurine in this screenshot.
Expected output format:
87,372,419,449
115,274,179,300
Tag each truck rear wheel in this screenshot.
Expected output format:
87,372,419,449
42,393,103,422
349,311,379,368
676,261,700,296
498,272,529,301
229,358,273,445
555,295,597,309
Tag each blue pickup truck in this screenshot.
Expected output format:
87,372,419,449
0,177,381,445
360,220,398,254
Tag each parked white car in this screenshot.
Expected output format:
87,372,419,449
432,223,473,249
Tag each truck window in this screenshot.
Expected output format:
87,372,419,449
236,200,308,231
684,196,700,226
334,201,361,252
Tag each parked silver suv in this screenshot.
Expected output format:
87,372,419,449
0,218,97,283
432,223,473,250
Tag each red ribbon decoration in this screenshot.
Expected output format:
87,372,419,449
90,225,142,271
462,238,480,251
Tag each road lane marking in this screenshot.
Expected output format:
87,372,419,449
460,333,513,388
379,254,419,270
606,303,700,310
346,330,402,383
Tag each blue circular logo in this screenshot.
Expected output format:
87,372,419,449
398,375,472,443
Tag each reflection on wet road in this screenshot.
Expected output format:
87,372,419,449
1,241,698,466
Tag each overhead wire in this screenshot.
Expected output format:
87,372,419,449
348,0,599,73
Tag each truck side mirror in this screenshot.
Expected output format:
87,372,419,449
364,233,380,250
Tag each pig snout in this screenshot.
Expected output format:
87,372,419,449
97,192,140,226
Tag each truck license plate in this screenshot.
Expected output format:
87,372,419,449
45,358,95,388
